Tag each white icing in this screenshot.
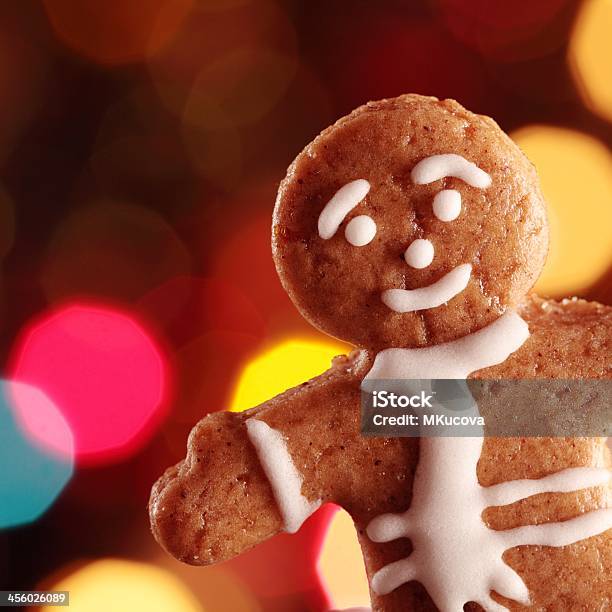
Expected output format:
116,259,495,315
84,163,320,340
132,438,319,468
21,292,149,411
362,313,612,611
367,435,612,611
345,215,377,246
484,466,611,506
411,154,492,188
404,239,434,269
245,418,320,533
381,263,471,313
318,179,370,240
364,311,529,380
433,189,461,221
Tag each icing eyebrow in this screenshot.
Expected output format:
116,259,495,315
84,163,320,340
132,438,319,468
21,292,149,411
318,179,370,239
411,154,492,188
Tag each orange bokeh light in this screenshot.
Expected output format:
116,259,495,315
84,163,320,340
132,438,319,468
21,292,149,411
569,0,612,122
149,0,297,116
43,0,194,65
318,508,370,610
511,125,612,296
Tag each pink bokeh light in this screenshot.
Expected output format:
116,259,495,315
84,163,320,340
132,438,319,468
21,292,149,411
8,381,74,461
10,303,169,465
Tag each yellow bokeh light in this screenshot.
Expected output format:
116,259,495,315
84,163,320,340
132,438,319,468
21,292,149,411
230,338,350,412
41,559,202,612
155,554,261,612
511,125,612,296
317,509,370,610
569,0,612,122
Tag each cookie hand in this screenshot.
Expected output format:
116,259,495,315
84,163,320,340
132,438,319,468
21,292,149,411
149,410,286,564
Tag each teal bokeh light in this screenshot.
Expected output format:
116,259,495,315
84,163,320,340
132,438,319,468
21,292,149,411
0,380,74,529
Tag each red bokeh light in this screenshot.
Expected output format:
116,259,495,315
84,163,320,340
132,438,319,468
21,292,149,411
10,303,169,465
437,0,572,62
174,331,262,419
313,15,487,112
229,504,336,609
210,209,309,337
137,276,266,348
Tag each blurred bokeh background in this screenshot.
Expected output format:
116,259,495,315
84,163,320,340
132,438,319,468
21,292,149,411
0,1,611,610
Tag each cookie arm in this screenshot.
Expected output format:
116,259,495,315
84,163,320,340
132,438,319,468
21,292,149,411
149,352,368,565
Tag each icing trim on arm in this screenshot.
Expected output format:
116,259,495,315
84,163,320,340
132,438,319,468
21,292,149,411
245,418,320,534
318,179,370,239
411,154,492,188
484,467,611,507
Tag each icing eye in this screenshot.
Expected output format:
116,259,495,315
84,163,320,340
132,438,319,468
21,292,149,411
433,189,461,222
345,215,377,246
404,239,434,269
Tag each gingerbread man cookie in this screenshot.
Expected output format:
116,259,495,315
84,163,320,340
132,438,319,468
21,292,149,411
150,95,611,611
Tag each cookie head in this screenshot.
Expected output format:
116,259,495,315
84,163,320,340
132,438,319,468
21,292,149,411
273,95,548,349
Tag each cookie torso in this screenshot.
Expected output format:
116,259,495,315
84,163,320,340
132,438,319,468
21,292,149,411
358,296,611,611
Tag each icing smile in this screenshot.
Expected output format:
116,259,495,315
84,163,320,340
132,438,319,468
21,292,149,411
382,263,472,313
